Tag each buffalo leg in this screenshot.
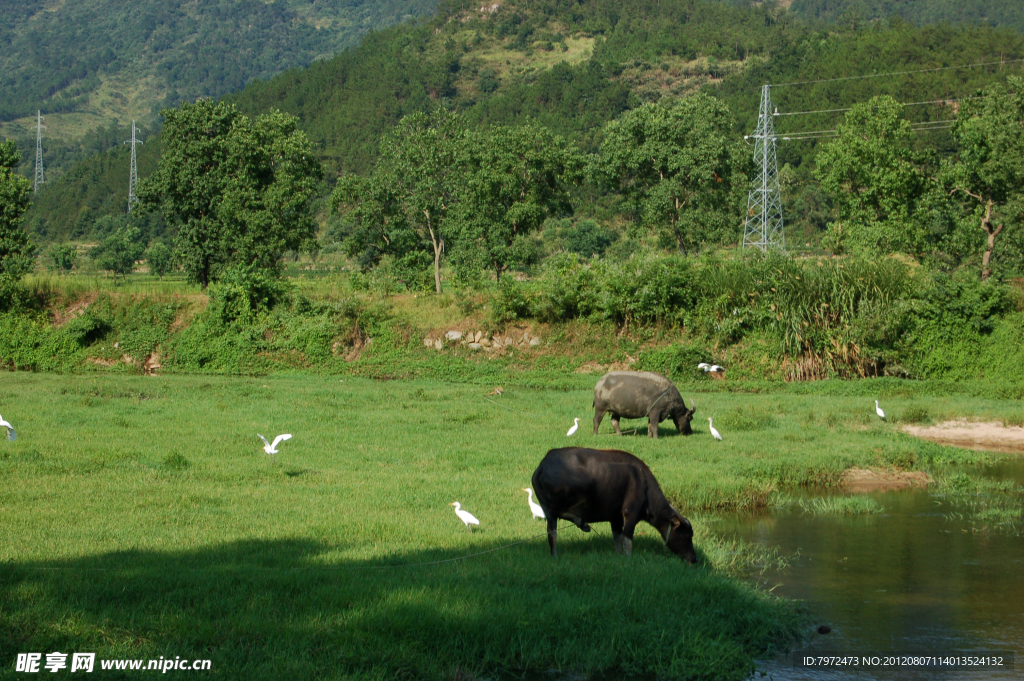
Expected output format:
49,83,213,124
621,520,639,556
611,415,622,435
593,408,605,435
611,517,625,554
647,409,660,439
621,507,643,557
547,516,558,558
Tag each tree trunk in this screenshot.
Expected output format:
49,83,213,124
672,202,687,255
979,198,1004,281
432,237,443,294
425,209,443,294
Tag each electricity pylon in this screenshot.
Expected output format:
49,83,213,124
742,85,786,252
124,120,143,212
34,111,45,193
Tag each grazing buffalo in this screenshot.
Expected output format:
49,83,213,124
593,371,696,438
531,447,697,563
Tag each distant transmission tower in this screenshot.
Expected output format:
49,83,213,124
742,85,786,252
34,111,45,193
124,120,143,212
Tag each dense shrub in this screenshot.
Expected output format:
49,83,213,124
635,343,711,380
601,254,698,326
902,274,1015,380
207,264,293,326
47,244,78,274
565,219,617,258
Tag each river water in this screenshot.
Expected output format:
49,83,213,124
714,460,1024,680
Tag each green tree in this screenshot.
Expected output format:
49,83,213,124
815,96,933,256
0,140,34,285
92,225,145,281
566,219,617,258
47,244,78,274
598,94,748,254
139,100,323,288
145,242,174,279
331,110,466,293
455,124,584,280
944,77,1024,280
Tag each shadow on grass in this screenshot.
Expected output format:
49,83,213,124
1,536,802,680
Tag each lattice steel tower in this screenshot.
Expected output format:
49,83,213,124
742,85,785,252
34,111,45,193
124,120,143,212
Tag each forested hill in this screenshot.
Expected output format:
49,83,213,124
788,0,1024,32
229,0,1024,173
24,0,1024,241
0,0,437,165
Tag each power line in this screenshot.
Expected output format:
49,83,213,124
780,120,956,142
771,57,1024,88
774,95,986,118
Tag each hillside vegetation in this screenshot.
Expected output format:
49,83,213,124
23,0,1024,248
0,0,437,177
789,0,1024,32
4,0,1024,390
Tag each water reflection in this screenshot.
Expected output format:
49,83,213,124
714,461,1024,680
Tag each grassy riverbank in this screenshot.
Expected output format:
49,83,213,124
2,373,1019,678
5,249,1024,395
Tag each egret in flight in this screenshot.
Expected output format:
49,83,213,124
875,401,886,421
708,417,722,441
522,488,546,519
0,415,15,441
450,502,480,529
258,433,292,455
567,418,580,437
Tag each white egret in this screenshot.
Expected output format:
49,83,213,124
450,502,480,529
875,400,886,421
258,433,292,455
708,417,722,441
522,488,546,519
0,414,15,441
709,365,724,373
697,363,710,371
567,417,580,437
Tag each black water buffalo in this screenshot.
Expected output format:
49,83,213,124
531,447,697,562
593,371,696,438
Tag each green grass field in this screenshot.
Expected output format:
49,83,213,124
0,373,1017,679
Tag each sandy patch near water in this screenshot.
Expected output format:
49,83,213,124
841,421,1024,492
902,420,1024,455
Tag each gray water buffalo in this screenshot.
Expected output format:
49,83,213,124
531,447,697,562
593,371,695,438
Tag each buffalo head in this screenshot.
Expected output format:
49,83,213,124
665,515,698,564
672,398,697,435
